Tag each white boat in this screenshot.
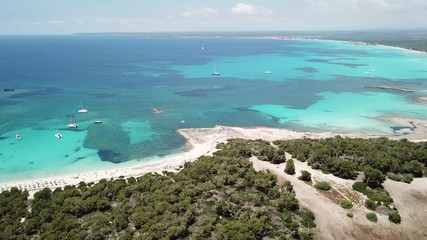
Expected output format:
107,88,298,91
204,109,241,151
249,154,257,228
55,133,63,139
264,70,271,74
67,123,79,128
15,134,22,140
94,120,103,124
212,64,220,76
67,116,79,128
78,101,88,113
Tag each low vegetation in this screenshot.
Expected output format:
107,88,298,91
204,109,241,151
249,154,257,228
364,199,377,210
285,159,296,175
388,211,401,224
366,212,378,222
298,170,312,182
339,199,354,209
273,137,426,182
314,181,332,191
352,182,393,205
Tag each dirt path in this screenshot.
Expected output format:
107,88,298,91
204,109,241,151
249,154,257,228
250,157,426,240
383,178,427,239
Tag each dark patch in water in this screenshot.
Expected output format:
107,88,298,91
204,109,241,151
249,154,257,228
92,93,117,99
3,88,16,92
98,150,126,163
84,123,130,163
391,126,413,135
174,85,232,98
306,58,365,68
295,67,319,73
30,162,34,164
65,155,69,158
0,99,17,107
0,136,8,140
271,116,281,124
66,114,75,118
8,88,63,99
75,147,81,152
234,107,259,113
73,157,86,163
56,128,85,132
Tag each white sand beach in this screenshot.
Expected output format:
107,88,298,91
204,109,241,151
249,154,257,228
1,117,427,197
0,125,349,196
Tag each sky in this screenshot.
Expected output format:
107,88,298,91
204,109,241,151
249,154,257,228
0,0,426,34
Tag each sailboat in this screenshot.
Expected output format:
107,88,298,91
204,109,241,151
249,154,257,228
365,58,377,75
78,101,88,113
67,116,79,128
212,64,220,76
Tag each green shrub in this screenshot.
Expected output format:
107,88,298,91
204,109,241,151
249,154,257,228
314,181,332,191
285,159,296,175
388,173,413,183
388,211,401,224
366,189,393,205
300,209,316,228
299,232,314,240
403,174,414,183
298,170,312,182
352,182,367,193
339,199,353,209
366,212,378,222
346,212,353,218
364,199,377,210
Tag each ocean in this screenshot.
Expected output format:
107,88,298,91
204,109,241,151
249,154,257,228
1,35,427,181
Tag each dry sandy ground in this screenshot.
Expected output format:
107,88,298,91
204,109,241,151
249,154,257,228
251,157,427,240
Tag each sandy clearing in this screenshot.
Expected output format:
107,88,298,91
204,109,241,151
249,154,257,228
250,157,426,240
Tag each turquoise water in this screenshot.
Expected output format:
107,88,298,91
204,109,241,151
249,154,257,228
1,36,427,181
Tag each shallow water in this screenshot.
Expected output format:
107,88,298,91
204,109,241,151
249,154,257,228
1,35,427,181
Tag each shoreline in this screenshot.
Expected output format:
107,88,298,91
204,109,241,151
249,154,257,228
242,36,427,55
2,116,427,196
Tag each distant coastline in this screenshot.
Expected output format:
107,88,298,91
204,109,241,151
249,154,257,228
74,30,427,53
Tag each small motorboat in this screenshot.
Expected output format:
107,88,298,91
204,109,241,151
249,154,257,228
15,134,22,140
94,120,103,124
55,133,63,139
78,108,88,113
